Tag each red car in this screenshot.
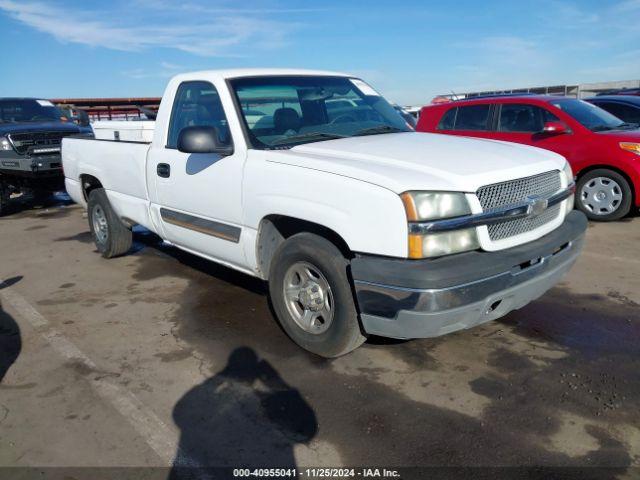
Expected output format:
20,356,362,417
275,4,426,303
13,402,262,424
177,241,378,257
417,95,640,221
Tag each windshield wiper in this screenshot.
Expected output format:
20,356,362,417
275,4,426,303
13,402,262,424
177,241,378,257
269,132,348,146
353,125,406,137
591,125,615,132
615,122,639,130
592,123,639,132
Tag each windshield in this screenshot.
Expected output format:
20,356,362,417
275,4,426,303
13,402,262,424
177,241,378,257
0,99,64,123
549,98,626,131
229,76,412,149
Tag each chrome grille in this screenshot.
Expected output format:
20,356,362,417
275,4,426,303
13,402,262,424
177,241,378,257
7,131,73,155
477,171,562,241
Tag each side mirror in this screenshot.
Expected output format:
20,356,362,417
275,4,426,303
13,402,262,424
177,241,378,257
542,121,569,135
177,126,233,156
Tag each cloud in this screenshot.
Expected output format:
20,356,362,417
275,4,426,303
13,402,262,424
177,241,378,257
614,0,640,11
0,1,141,51
131,0,323,14
454,36,549,70
473,36,543,61
546,1,599,25
448,36,560,93
123,61,186,79
577,64,640,82
0,0,300,56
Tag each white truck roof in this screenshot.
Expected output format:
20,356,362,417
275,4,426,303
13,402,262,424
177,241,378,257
171,68,352,82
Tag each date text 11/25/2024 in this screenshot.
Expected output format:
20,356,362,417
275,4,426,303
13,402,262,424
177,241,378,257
232,468,401,478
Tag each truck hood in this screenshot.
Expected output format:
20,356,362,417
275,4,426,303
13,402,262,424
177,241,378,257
272,132,565,193
0,122,81,136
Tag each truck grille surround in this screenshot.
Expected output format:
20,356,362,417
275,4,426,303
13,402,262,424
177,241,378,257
476,171,562,241
7,131,74,155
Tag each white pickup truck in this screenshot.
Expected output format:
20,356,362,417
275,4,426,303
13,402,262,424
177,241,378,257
62,69,587,357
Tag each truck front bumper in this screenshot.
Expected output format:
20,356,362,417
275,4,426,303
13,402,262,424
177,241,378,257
0,153,64,178
351,211,588,339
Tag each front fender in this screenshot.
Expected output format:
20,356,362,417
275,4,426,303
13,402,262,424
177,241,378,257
243,159,409,258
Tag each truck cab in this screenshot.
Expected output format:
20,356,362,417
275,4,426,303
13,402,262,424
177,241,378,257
62,69,586,357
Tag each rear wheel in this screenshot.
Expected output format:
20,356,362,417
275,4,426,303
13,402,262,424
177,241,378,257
576,169,632,221
87,188,132,258
269,233,366,357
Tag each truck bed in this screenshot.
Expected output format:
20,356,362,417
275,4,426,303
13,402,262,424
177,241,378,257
92,121,156,143
62,137,153,228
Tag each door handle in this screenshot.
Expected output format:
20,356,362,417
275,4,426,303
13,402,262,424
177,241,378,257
157,163,171,178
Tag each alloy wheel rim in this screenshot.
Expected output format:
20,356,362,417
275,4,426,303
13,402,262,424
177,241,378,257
580,176,622,215
92,205,109,244
282,261,334,335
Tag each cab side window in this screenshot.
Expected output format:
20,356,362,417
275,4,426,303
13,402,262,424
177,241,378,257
437,105,491,131
167,81,231,149
453,105,491,131
498,104,559,133
541,108,561,123
437,108,457,130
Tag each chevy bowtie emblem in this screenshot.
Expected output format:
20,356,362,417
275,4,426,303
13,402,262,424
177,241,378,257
526,195,549,217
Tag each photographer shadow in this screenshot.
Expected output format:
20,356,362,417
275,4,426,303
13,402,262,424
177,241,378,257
0,276,23,384
170,347,317,479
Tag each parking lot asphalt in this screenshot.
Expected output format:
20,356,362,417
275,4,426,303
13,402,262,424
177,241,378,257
0,197,639,476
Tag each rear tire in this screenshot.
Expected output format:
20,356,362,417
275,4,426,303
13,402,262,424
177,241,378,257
87,188,132,258
268,233,366,358
576,169,632,221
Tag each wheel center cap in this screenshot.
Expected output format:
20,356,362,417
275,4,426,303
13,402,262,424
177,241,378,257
595,191,607,201
299,281,324,311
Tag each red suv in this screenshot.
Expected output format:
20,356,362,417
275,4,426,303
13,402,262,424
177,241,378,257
417,95,640,221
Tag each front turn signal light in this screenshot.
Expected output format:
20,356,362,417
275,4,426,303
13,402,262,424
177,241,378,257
620,142,640,155
408,228,480,259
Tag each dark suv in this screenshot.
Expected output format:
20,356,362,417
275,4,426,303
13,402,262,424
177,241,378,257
586,96,640,126
0,98,85,215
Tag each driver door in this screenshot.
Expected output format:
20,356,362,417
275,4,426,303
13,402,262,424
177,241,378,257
149,80,247,269
491,103,576,162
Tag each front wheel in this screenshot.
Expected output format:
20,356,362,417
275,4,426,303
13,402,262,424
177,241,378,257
269,233,366,358
87,188,132,258
576,169,633,221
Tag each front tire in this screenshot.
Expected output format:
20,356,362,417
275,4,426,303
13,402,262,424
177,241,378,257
576,169,632,221
269,233,366,358
87,188,132,258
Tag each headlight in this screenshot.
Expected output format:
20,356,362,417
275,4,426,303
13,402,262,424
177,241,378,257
562,161,573,184
401,191,479,258
620,142,640,155
401,191,471,221
1,136,12,151
562,162,575,211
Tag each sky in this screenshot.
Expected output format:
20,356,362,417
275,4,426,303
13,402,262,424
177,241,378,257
0,0,639,106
